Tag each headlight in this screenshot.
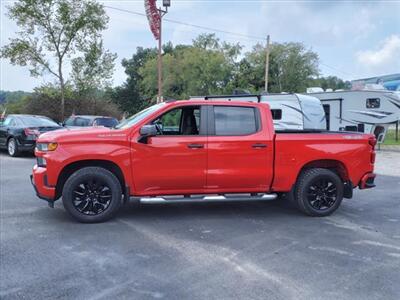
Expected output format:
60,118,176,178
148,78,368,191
36,142,58,151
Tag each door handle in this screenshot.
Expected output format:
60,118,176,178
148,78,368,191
252,143,267,149
187,144,204,149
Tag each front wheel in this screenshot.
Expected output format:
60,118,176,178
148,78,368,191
62,167,122,223
294,168,343,217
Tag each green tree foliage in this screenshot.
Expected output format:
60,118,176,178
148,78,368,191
0,0,114,119
9,84,121,122
139,34,242,100
71,40,117,95
115,34,321,111
309,76,351,91
0,90,31,104
110,47,158,114
235,43,319,93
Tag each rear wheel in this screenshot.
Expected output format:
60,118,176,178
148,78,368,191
62,167,122,223
294,168,343,217
7,138,20,157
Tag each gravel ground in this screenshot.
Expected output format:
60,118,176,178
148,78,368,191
0,150,399,300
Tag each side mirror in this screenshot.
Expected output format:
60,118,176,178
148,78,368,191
140,125,157,137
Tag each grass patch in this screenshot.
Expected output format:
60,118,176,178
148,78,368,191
383,129,400,145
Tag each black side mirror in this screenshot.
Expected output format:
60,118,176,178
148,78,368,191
140,125,157,137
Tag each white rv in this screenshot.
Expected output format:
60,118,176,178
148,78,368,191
190,93,326,131
306,90,400,142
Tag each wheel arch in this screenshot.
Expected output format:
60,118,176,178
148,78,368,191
55,160,127,200
297,159,350,182
6,135,15,144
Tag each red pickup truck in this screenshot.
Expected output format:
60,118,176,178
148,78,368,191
31,100,376,223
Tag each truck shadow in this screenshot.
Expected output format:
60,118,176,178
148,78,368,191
117,199,302,221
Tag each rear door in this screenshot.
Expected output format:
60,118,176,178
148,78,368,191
206,105,274,193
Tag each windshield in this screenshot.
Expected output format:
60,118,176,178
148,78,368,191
19,116,60,127
115,103,165,129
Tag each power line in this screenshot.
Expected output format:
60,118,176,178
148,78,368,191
320,62,354,78
104,5,267,42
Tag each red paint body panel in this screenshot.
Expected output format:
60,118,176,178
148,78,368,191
131,135,207,195
273,133,375,191
32,100,375,202
206,104,274,192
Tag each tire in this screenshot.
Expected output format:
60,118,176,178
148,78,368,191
62,167,122,223
294,168,343,217
7,138,20,157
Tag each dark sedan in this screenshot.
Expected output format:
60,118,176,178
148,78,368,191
0,114,62,157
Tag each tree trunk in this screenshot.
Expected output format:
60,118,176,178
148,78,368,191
58,60,65,122
60,81,65,122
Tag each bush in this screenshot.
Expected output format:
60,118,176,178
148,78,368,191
9,86,122,122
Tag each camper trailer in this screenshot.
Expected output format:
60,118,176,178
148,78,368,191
306,90,400,142
190,93,326,131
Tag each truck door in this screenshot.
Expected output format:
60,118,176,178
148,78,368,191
132,105,207,195
206,105,274,193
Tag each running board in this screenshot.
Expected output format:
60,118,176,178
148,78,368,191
137,193,277,204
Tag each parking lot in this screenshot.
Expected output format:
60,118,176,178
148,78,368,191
0,151,399,300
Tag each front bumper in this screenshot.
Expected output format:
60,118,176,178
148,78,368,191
359,173,376,189
31,165,56,204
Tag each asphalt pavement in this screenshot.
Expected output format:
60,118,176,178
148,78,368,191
0,151,399,300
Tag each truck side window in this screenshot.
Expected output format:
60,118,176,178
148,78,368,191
153,106,200,135
214,106,257,136
366,98,380,108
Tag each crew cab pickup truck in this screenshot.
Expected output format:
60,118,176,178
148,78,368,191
31,100,376,223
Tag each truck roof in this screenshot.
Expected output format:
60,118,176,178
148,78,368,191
164,99,269,107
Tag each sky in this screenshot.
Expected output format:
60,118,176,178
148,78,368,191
1,0,400,92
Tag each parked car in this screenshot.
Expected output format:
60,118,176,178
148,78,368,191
0,114,62,157
63,115,119,128
31,100,376,223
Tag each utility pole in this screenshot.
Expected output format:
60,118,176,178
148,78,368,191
264,35,270,93
157,0,170,103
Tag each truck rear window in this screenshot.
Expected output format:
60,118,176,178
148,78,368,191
214,106,257,136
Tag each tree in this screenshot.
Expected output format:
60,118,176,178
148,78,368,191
309,76,351,91
1,0,113,119
138,34,241,100
110,47,157,114
5,83,121,121
71,40,117,94
236,42,319,93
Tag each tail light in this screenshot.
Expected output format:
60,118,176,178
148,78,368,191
368,136,377,148
368,136,376,164
24,128,40,136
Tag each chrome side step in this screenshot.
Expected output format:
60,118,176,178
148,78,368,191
137,193,277,204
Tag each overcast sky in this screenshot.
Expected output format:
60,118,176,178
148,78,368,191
1,0,400,91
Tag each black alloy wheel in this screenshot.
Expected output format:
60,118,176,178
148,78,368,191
62,167,122,223
294,168,344,217
306,178,338,210
72,179,112,215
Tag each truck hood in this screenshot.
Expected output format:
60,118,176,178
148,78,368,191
37,127,127,143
